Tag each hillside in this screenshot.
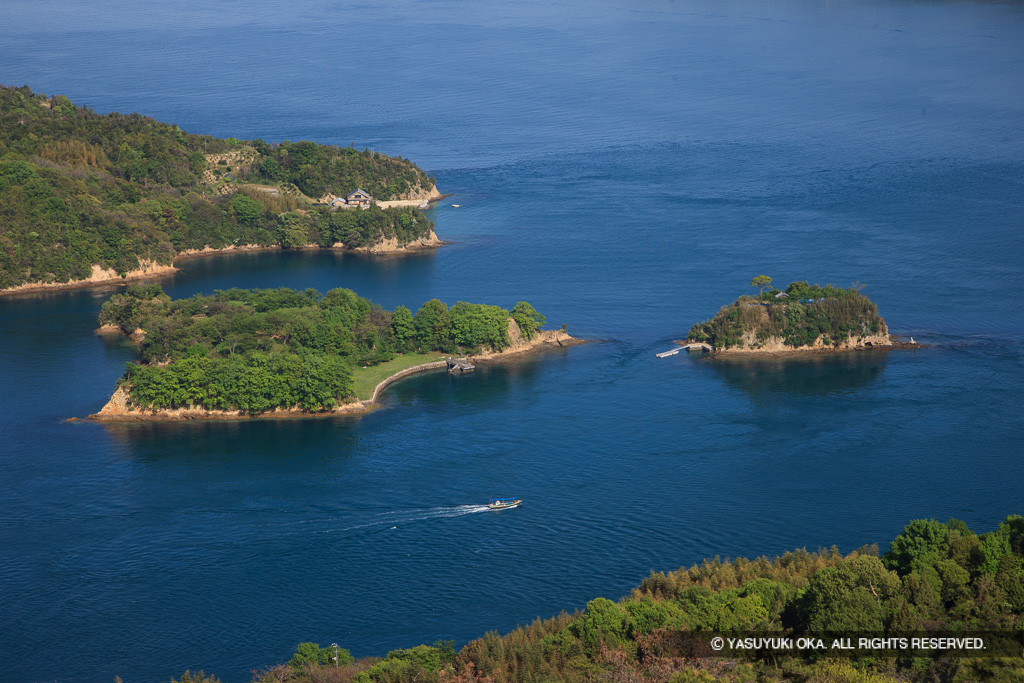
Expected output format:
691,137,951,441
0,85,440,292
686,279,891,353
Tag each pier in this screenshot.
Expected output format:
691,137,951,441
446,358,475,373
656,343,712,357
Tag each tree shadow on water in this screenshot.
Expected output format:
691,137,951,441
704,350,891,400
99,415,362,470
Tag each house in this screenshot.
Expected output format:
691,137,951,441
346,189,372,206
329,197,347,208
775,291,789,298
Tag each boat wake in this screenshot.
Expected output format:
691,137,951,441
333,504,492,535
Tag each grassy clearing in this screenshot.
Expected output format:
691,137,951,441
350,352,446,400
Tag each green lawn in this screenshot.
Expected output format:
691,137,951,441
350,352,446,401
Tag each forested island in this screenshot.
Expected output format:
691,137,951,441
684,277,898,355
0,85,443,294
165,515,1024,683
90,285,575,421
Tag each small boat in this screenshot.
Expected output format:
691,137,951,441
488,497,522,510
452,204,460,207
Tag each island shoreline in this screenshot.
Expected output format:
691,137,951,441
2,231,445,298
676,337,926,360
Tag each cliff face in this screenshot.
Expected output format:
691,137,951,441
347,228,443,254
0,261,177,295
709,313,891,354
2,231,443,295
708,332,893,355
393,184,443,202
373,186,444,209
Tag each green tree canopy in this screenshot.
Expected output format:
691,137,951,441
511,301,546,340
751,274,773,296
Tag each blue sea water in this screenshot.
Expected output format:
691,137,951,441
1,0,1023,681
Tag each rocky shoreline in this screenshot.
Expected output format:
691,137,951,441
0,261,179,296
1,231,444,297
373,186,446,209
678,334,925,359
87,325,582,423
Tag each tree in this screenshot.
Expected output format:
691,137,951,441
231,193,263,225
883,518,951,575
289,642,351,668
450,301,509,351
170,672,221,683
391,305,416,351
751,275,772,298
799,555,899,632
511,301,546,340
413,299,452,351
570,597,630,655
277,212,310,248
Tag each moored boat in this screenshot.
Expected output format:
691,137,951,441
488,497,522,510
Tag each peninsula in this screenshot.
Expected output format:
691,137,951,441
0,85,443,295
683,277,906,355
89,285,578,422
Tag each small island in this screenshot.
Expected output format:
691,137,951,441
683,276,910,355
89,285,578,422
0,85,444,295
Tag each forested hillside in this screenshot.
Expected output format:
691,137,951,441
687,279,889,352
215,516,1023,683
0,85,438,290
99,285,546,414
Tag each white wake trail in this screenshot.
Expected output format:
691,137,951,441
334,504,492,534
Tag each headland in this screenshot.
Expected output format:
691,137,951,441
0,85,443,297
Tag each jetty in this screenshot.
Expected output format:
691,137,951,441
656,342,712,357
446,358,475,373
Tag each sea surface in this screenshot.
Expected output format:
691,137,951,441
1,0,1023,681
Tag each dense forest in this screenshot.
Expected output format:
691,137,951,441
252,139,433,200
170,515,1024,683
99,285,546,414
687,279,889,351
0,85,438,290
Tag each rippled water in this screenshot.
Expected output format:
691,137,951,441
1,0,1023,681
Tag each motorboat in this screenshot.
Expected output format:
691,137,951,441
488,497,522,510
